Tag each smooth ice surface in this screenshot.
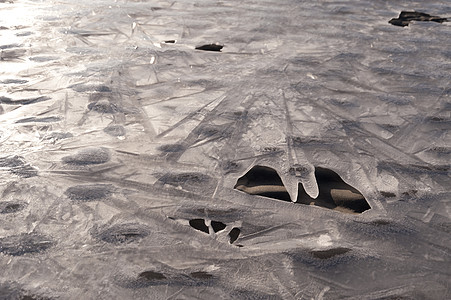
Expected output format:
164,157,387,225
0,0,450,299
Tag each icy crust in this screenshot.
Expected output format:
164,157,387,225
0,0,450,299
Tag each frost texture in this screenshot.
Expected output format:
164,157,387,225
0,0,449,299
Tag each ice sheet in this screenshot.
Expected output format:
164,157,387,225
0,0,450,299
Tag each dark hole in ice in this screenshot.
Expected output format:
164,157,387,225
164,40,176,43
158,143,185,153
103,124,126,136
62,147,110,165
138,270,166,281
189,218,209,234
0,95,50,105
65,184,113,201
87,100,118,113
389,11,448,27
195,44,223,52
234,165,291,202
15,116,61,123
0,201,26,214
190,271,213,279
211,221,226,233
297,167,371,214
96,223,150,244
0,233,53,256
310,247,351,259
229,227,240,244
380,191,396,198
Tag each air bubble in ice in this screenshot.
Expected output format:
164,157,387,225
0,201,27,214
95,223,150,244
310,248,351,259
0,233,54,256
103,124,126,136
62,147,110,165
65,184,113,201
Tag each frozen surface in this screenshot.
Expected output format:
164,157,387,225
0,0,450,299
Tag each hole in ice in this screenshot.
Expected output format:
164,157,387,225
211,221,226,233
234,165,291,202
87,99,118,113
0,201,27,214
297,167,371,214
138,271,166,281
190,271,213,279
62,147,110,165
96,223,150,244
0,233,54,256
189,219,209,234
389,11,448,27
65,184,113,201
195,44,223,52
309,247,351,259
103,124,126,136
164,40,176,44
229,227,240,244
158,143,185,153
